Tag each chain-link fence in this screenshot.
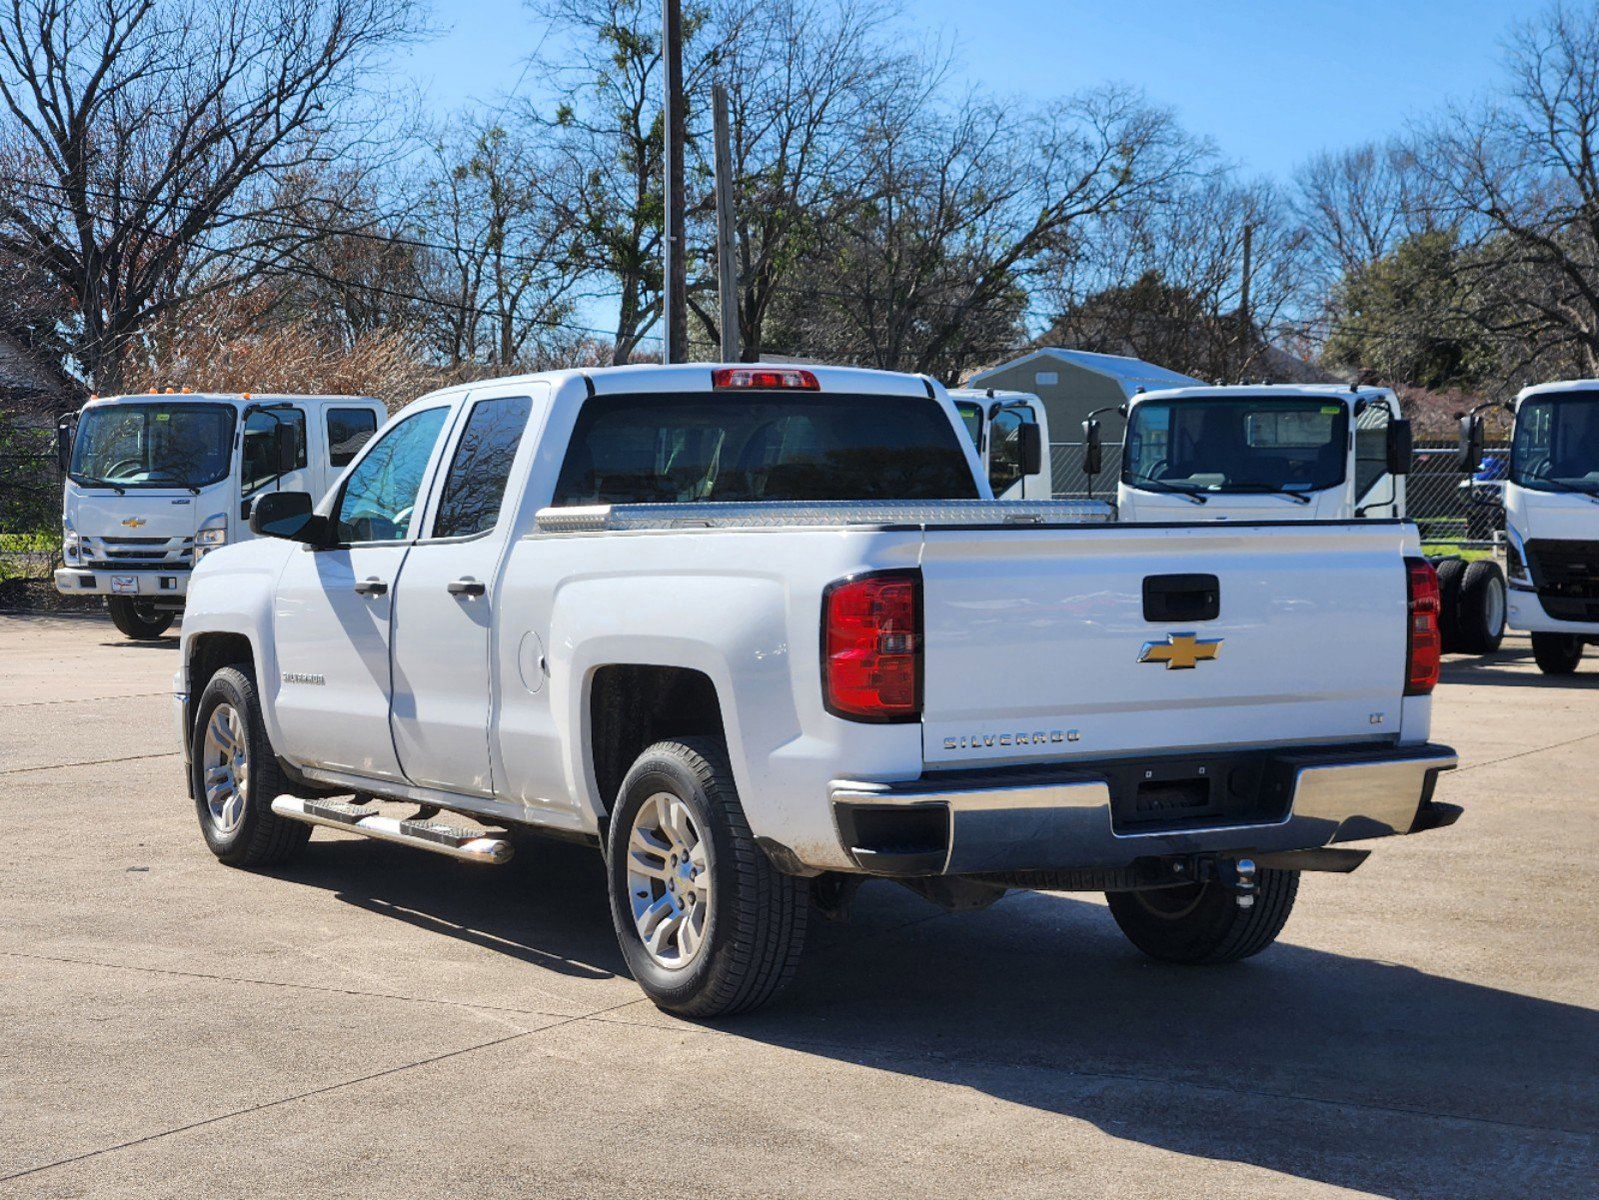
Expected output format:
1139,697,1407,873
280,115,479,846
1049,439,1509,550
0,442,62,583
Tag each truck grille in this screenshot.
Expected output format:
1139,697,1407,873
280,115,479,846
1525,538,1599,621
82,534,193,570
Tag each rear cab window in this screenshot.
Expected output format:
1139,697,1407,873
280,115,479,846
327,407,380,467
552,392,980,505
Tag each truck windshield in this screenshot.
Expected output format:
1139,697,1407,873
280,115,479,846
70,403,235,490
552,392,980,504
1512,391,1599,494
1123,397,1348,494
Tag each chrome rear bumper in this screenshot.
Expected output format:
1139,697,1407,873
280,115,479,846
829,743,1459,876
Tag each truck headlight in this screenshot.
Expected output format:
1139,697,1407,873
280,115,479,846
62,519,81,564
194,516,228,561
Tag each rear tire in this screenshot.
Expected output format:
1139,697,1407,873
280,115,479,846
1456,560,1506,655
1531,632,1585,675
1433,558,1466,654
606,737,808,1017
1106,868,1299,964
190,665,310,868
108,596,175,640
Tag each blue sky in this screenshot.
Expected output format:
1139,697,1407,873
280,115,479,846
403,0,1526,180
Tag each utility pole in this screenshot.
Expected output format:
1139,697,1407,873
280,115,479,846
1236,221,1253,382
712,82,739,363
662,0,688,363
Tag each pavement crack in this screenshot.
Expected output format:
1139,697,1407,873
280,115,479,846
1455,728,1599,773
0,949,581,1022
0,995,646,1184
0,750,178,776
0,690,166,710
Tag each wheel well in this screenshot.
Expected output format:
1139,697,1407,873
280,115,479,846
186,633,255,732
589,665,725,816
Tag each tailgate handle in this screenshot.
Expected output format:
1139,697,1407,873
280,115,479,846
1143,574,1219,622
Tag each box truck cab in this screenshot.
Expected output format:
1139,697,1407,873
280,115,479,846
1104,384,1508,656
1464,380,1599,673
947,388,1051,499
55,391,386,639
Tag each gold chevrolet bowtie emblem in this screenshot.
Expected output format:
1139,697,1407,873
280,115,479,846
1138,632,1223,670
121,517,146,529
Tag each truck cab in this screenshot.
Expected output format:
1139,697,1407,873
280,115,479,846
55,391,385,639
947,388,1051,499
1465,380,1599,673
1111,384,1408,523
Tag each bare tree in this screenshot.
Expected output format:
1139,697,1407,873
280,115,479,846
1293,140,1442,283
418,114,585,369
687,0,915,360
776,85,1203,378
0,0,420,391
1417,1,1599,376
1045,177,1310,381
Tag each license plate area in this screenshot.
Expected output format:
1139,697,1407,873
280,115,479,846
1109,753,1294,834
110,575,139,594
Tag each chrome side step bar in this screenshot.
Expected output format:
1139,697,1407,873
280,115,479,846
270,796,514,865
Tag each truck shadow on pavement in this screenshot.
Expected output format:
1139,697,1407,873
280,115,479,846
275,837,1595,1199
1441,646,1599,688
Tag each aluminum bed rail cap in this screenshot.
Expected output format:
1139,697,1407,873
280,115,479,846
533,498,1118,534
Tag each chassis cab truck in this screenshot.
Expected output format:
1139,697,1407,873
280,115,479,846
1103,384,1509,656
176,363,1459,1017
948,388,1051,498
1462,380,1599,673
55,391,385,639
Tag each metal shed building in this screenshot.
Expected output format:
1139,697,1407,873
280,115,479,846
966,347,1202,444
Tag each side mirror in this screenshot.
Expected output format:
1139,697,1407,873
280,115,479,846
55,417,75,473
249,490,323,545
1082,418,1103,478
1457,414,1484,474
1387,418,1413,476
275,422,299,475
1018,421,1043,476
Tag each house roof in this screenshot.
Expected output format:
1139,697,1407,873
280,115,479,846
968,347,1203,393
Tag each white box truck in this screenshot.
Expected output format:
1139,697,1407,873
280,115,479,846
55,390,387,638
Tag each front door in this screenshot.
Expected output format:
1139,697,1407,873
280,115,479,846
271,404,455,781
390,390,541,795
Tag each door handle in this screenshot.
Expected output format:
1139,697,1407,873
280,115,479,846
354,577,389,597
447,577,486,599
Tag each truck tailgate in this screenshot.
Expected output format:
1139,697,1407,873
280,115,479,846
918,522,1413,767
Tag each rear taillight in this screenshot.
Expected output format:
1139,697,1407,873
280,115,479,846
822,570,921,721
1405,557,1441,695
711,366,819,391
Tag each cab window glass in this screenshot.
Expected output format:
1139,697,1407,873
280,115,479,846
431,395,534,538
1354,402,1391,498
989,409,1029,495
327,408,379,468
241,407,307,494
334,406,450,542
955,401,983,449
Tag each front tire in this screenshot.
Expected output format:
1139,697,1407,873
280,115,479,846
1456,560,1507,655
190,665,310,868
108,596,175,640
1106,868,1299,964
1531,632,1585,675
606,738,808,1017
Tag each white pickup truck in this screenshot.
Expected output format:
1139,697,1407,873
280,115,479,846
174,363,1459,1016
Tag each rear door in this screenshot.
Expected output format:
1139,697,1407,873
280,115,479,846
917,522,1410,768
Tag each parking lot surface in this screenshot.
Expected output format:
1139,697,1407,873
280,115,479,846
1,612,1596,1198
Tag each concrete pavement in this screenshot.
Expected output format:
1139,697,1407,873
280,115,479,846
1,612,1595,1198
